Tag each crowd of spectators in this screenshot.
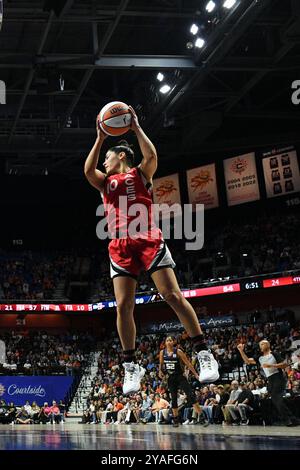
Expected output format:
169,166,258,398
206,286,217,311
90,211,300,298
0,399,66,425
207,212,300,281
80,321,300,426
0,331,96,375
0,211,299,301
0,251,74,300
0,319,299,426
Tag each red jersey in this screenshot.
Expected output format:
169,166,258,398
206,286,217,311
101,167,161,240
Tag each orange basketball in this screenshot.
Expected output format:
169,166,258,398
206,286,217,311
97,101,132,136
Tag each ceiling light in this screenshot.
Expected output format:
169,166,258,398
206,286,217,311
206,1,216,13
159,84,171,94
190,24,199,35
223,0,237,9
195,37,205,48
156,72,164,82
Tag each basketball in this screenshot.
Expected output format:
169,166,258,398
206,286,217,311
97,101,132,136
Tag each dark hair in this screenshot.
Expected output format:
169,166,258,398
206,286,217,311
109,140,135,168
166,336,174,342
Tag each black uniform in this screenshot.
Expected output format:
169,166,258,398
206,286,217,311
163,347,196,409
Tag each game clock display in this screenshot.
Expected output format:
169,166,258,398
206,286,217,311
241,280,263,291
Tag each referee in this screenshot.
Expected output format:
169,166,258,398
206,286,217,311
237,340,299,426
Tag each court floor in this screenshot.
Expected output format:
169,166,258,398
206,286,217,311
0,423,299,450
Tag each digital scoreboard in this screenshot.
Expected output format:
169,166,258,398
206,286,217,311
0,273,299,312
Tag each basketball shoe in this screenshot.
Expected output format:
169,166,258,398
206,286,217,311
123,362,145,395
197,350,219,382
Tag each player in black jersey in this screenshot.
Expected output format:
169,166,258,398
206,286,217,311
159,336,208,427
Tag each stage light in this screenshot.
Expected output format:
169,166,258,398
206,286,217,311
156,72,164,82
243,253,248,257
159,84,171,94
206,1,216,13
190,24,199,35
195,37,205,48
223,0,237,9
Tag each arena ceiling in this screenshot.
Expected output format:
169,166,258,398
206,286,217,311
0,0,300,177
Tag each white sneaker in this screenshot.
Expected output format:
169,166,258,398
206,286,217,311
183,419,190,425
122,362,145,395
197,350,219,382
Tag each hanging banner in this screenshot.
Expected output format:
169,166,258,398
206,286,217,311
224,152,260,206
262,147,300,198
153,173,181,219
186,164,219,210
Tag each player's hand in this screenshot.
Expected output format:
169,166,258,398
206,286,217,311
237,343,244,352
262,363,271,368
128,105,140,132
96,117,107,141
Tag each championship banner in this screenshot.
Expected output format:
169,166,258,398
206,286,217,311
0,376,74,406
186,164,219,210
224,152,260,206
262,147,300,198
153,173,181,218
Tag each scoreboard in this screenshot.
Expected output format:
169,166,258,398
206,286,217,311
0,272,299,312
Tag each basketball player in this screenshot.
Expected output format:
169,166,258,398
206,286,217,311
159,336,209,427
237,341,299,426
84,106,219,394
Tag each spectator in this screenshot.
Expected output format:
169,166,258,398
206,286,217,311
38,402,51,424
15,407,32,425
225,382,254,425
50,400,62,424
151,394,170,424
223,381,241,425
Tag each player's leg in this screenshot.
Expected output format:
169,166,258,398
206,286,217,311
178,375,208,426
151,267,219,382
113,275,137,351
152,268,201,337
113,275,145,394
168,375,180,427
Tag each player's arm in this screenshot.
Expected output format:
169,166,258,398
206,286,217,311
237,343,256,365
129,106,157,180
177,349,199,381
262,361,288,369
159,350,165,380
84,119,107,190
